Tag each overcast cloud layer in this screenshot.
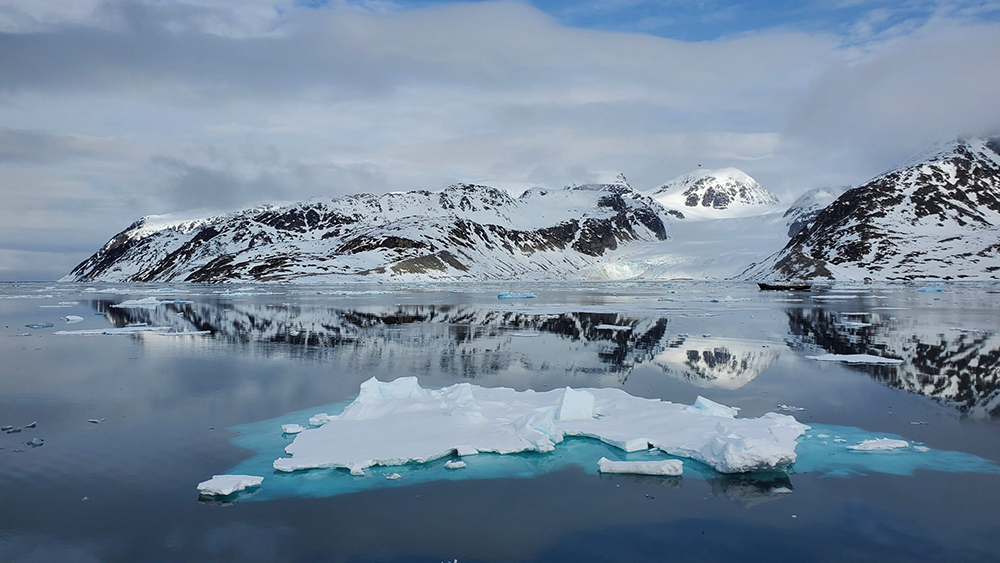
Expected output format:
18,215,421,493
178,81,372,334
1,0,999,280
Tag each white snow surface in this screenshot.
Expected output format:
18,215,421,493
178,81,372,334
847,438,910,451
273,377,808,475
806,353,904,365
646,168,781,220
197,474,263,496
597,457,683,476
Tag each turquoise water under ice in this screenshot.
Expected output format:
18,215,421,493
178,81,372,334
222,400,1000,502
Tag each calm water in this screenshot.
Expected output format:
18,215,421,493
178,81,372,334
1,281,999,562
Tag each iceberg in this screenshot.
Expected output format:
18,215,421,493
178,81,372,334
805,353,903,365
197,475,263,496
272,377,809,476
597,457,683,476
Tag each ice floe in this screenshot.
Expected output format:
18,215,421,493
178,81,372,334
805,353,903,365
281,424,305,434
597,457,683,476
272,377,809,475
847,438,909,451
197,475,263,496
54,326,172,336
444,460,467,469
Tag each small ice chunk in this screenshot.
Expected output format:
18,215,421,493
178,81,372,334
65,315,84,324
6,427,21,434
0,425,12,431
806,354,903,365
385,473,402,480
557,388,596,421
25,323,53,329
282,424,306,434
455,445,478,457
197,475,263,496
847,438,909,451
88,418,105,424
771,486,792,494
909,421,928,425
596,324,631,331
777,404,805,412
597,457,683,476
444,460,467,469
27,438,44,447
913,445,930,452
686,396,739,418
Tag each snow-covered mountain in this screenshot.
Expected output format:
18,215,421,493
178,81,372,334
746,138,1000,281
783,186,848,237
64,175,671,283
645,167,781,220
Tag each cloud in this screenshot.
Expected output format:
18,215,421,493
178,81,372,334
0,0,999,279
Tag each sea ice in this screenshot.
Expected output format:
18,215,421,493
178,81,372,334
54,326,172,336
444,460,467,469
847,438,909,451
24,323,53,329
272,377,808,475
64,315,84,324
597,457,683,476
27,438,43,447
197,474,263,496
282,424,306,434
497,292,536,299
805,354,903,365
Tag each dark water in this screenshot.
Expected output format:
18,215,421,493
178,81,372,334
1,281,999,562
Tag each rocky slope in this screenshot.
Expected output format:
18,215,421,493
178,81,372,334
746,138,1000,281
64,175,671,283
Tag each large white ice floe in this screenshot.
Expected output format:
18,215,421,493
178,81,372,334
597,457,683,476
805,353,904,365
847,438,909,451
273,377,809,475
197,474,263,496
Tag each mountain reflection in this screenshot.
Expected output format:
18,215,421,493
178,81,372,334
786,308,1000,418
90,299,773,387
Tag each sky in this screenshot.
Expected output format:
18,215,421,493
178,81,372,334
1,0,999,280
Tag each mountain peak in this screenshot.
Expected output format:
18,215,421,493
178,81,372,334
646,167,780,219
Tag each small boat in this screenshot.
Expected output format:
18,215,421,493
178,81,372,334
758,282,812,291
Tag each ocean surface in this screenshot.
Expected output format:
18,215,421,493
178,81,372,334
1,281,999,562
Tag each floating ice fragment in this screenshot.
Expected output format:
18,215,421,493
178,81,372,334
64,315,83,324
197,475,263,496
281,424,305,435
25,323,53,329
24,421,36,429
0,425,11,431
444,460,467,469
909,421,928,425
54,326,172,336
88,418,105,424
806,353,903,365
913,445,930,452
385,473,402,480
272,378,805,475
6,427,21,434
597,457,683,476
771,486,792,494
847,438,909,451
497,292,536,299
777,405,805,412
26,438,43,447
